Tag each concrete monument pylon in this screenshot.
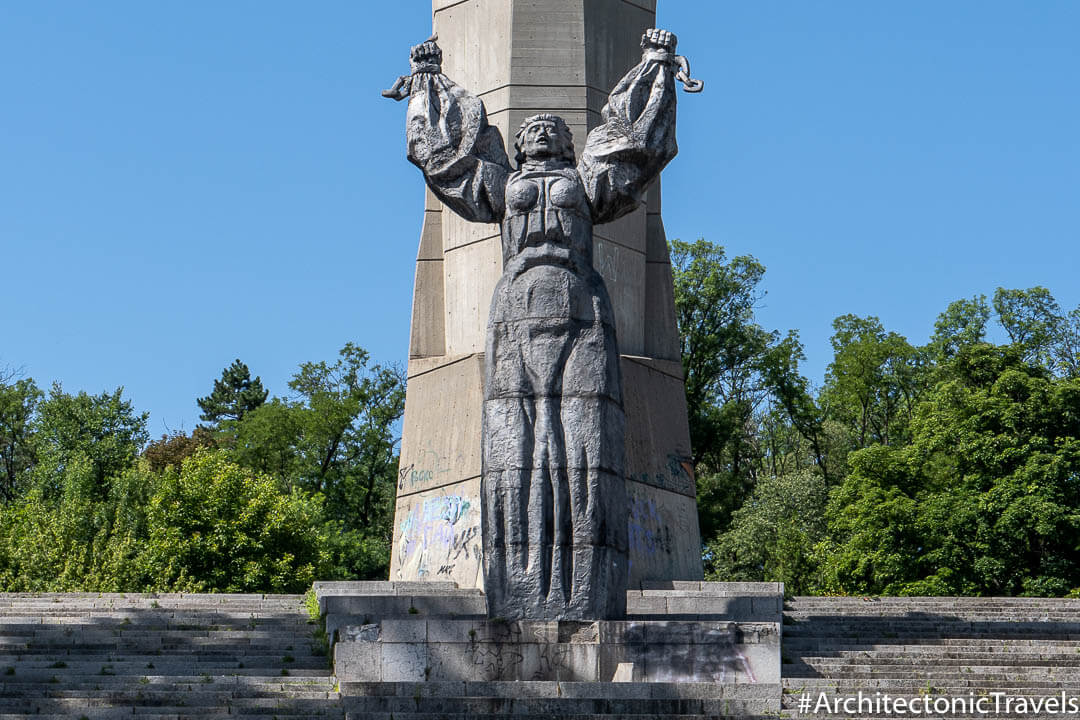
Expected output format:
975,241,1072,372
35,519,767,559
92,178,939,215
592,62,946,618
390,0,704,596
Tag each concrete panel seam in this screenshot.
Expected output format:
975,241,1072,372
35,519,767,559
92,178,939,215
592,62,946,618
478,82,597,98
486,107,602,121
443,231,502,252
592,235,647,254
394,474,482,500
626,473,696,500
406,353,480,380
432,0,474,15
623,356,685,383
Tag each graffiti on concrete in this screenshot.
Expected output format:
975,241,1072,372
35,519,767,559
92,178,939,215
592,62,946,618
397,448,456,491
627,495,673,558
395,493,482,580
633,452,695,495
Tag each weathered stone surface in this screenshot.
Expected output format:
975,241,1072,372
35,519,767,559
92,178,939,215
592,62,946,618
334,615,779,684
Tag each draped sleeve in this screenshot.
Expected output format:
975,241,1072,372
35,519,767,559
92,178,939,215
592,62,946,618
406,73,511,223
578,56,679,225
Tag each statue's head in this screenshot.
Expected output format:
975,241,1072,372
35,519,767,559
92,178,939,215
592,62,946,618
514,114,575,166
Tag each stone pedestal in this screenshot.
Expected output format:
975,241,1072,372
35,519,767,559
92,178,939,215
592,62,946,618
316,581,783,716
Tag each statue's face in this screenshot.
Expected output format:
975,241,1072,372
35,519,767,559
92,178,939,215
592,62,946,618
521,120,567,161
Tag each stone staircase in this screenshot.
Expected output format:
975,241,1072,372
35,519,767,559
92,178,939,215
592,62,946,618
17,590,1079,718
0,592,342,719
340,680,775,719
782,596,1080,718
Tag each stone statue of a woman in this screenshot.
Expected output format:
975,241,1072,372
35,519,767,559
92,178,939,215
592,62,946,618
386,29,698,620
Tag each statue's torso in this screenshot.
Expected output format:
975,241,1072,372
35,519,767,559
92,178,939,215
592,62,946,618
502,165,592,268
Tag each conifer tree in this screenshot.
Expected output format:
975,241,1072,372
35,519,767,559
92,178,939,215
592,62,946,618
197,359,268,425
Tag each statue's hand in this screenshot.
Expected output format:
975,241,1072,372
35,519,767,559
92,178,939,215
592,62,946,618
410,35,443,75
640,28,677,63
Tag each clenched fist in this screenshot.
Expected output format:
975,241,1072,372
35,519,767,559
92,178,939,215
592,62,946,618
640,28,677,62
410,36,442,75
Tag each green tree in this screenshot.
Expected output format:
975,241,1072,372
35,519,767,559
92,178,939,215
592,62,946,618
821,315,925,450
142,427,215,472
672,239,773,468
928,295,991,361
671,239,805,537
231,398,304,479
1056,307,1080,379
821,345,1080,596
992,287,1063,369
229,343,405,579
0,457,157,592
0,372,42,502
707,469,829,594
32,385,148,494
197,359,268,426
140,450,330,593
759,332,838,484
279,344,404,529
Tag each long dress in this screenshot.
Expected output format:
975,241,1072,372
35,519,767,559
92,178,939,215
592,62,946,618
405,53,678,620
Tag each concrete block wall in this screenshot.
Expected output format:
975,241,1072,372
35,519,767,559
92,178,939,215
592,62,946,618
392,0,702,589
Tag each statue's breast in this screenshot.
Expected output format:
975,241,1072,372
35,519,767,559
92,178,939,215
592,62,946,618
505,170,589,219
507,179,540,213
549,178,581,209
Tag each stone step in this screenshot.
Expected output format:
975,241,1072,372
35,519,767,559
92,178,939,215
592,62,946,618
788,596,1080,604
783,620,1080,630
344,714,766,720
786,604,1080,613
341,695,772,715
0,669,328,686
0,709,342,720
784,671,1080,683
16,687,334,698
794,651,1080,660
790,658,1080,669
0,656,327,670
0,695,344,708
0,675,337,688
785,607,1080,615
783,679,1077,691
792,661,1080,671
340,679,780,700
783,631,1080,641
783,639,1080,650
0,638,318,651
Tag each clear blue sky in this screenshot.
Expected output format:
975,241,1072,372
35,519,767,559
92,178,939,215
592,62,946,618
2,1,1077,436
